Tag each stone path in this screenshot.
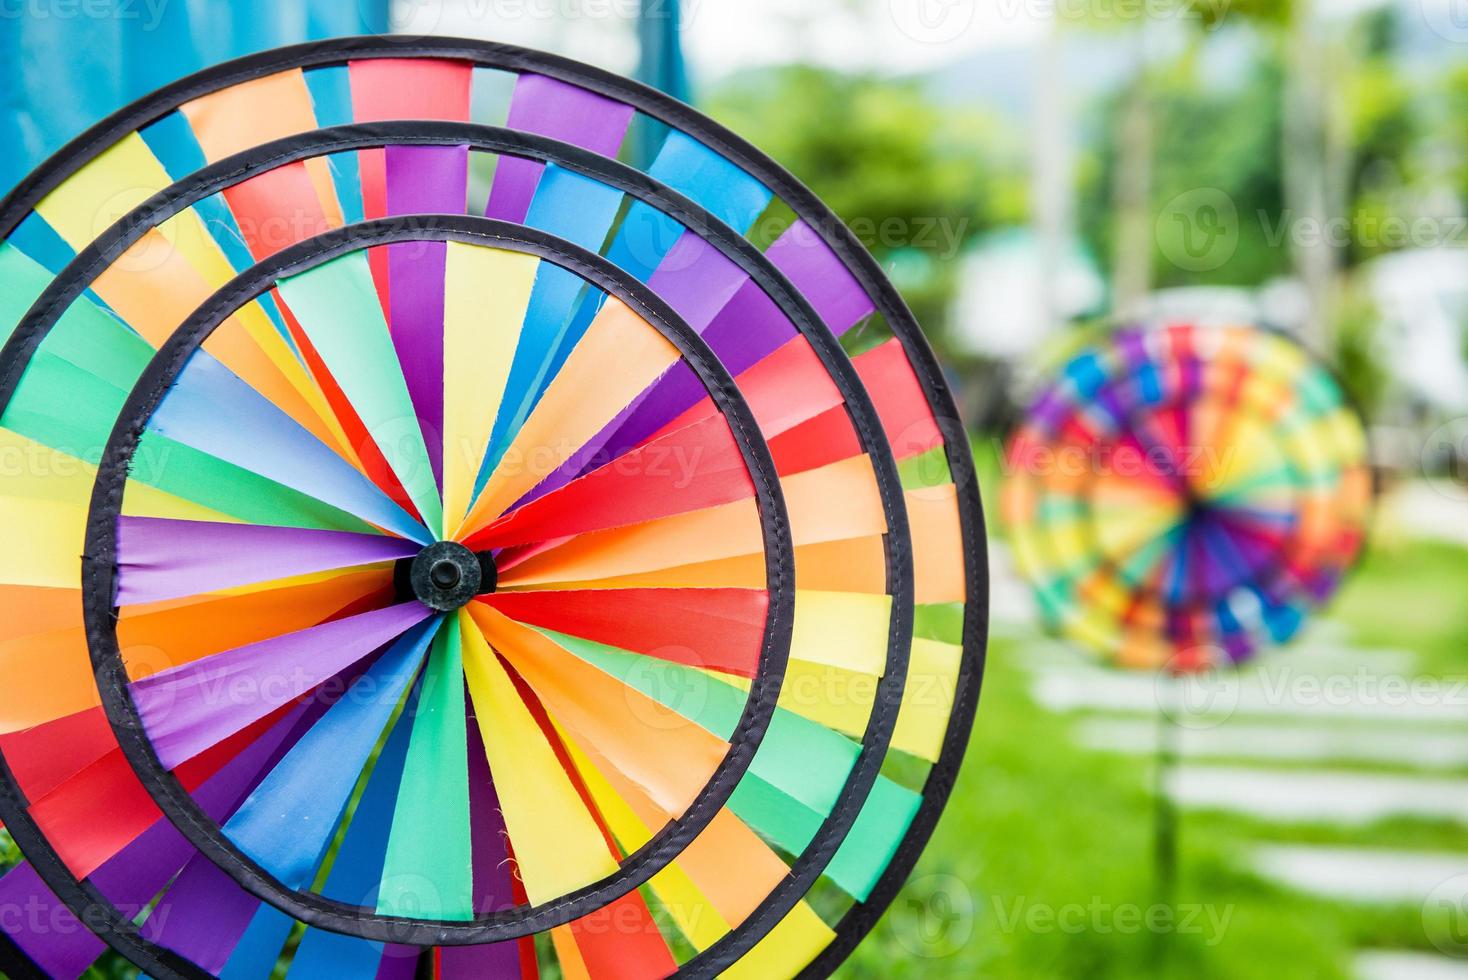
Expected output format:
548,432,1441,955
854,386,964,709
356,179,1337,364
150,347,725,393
1030,660,1468,725
989,525,1468,979
1384,483,1468,548
1249,845,1468,904
1078,717,1468,769
1167,767,1468,825
1356,950,1468,980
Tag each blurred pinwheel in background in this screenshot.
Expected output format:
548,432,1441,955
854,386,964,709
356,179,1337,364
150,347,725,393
1002,320,1371,672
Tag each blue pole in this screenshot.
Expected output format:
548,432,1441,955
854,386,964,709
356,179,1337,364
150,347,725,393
634,0,690,165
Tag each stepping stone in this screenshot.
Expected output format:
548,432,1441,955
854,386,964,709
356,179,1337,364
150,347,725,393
987,542,1038,626
1384,482,1468,548
1032,669,1468,726
1170,767,1468,825
1078,718,1468,770
1357,950,1468,980
1252,844,1468,903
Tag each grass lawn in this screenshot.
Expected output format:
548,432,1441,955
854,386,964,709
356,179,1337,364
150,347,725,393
838,514,1468,977
1331,534,1468,680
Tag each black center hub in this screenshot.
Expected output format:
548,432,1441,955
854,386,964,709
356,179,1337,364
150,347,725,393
397,541,497,611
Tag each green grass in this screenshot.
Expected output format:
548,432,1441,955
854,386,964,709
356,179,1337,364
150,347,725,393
1330,536,1468,679
838,532,1468,978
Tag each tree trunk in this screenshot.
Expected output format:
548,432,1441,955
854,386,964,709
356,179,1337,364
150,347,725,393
1283,0,1343,348
1034,18,1074,336
1112,33,1154,319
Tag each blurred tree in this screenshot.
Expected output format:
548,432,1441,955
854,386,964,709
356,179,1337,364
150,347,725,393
1333,278,1390,420
1063,0,1295,315
1074,4,1421,295
1062,0,1289,30
1444,62,1468,195
1078,50,1290,290
1280,0,1338,345
1446,63,1468,207
1060,2,1158,315
1341,8,1422,266
706,66,1023,357
1111,34,1155,317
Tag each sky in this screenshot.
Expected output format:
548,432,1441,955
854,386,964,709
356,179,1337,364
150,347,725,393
391,0,1051,78
393,0,1413,85
681,0,1051,78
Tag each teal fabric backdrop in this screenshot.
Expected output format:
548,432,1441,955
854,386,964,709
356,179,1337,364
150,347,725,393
0,0,388,194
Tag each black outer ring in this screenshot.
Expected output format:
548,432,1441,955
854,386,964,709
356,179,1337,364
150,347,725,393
2,121,917,976
81,217,798,948
0,36,989,979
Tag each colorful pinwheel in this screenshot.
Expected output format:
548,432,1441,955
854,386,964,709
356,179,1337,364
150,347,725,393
1003,319,1371,671
0,38,986,979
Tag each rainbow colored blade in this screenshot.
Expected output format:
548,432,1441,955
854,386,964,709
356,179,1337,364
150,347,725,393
1002,320,1371,670
0,38,987,980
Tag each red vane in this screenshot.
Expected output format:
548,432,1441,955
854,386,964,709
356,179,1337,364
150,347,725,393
569,890,678,980
482,588,768,678
469,414,753,551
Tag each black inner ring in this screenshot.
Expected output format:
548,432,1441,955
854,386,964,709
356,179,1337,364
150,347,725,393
79,217,797,948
